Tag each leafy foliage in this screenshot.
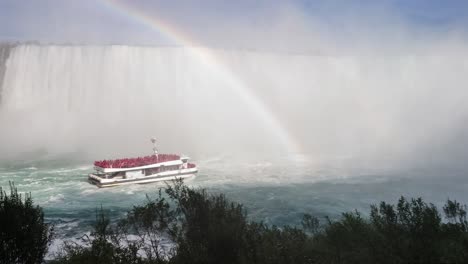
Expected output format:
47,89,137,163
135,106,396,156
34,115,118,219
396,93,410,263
5,179,468,264
311,197,468,264
0,182,53,264
50,207,144,264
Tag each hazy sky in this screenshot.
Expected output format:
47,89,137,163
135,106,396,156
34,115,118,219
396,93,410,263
1,0,467,48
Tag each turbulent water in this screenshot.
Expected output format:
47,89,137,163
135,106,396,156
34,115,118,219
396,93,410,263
0,44,468,253
1,154,468,255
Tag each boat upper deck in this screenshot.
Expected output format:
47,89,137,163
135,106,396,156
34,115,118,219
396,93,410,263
94,154,180,169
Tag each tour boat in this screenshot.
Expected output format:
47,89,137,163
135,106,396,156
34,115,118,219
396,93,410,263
88,139,197,188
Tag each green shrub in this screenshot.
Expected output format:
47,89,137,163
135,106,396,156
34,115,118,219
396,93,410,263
52,181,468,264
51,208,144,264
0,182,53,264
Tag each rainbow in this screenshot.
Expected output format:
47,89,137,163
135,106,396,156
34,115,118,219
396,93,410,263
99,0,301,154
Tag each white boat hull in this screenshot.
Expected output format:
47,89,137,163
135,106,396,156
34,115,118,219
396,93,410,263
88,168,197,188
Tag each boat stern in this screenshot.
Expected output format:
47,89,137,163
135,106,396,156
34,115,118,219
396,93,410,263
87,173,110,188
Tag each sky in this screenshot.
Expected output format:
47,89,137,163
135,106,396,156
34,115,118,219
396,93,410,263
0,0,467,49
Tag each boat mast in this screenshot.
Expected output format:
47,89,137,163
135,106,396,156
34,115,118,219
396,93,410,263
151,138,158,158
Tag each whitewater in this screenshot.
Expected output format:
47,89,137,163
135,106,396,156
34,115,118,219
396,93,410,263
1,44,468,248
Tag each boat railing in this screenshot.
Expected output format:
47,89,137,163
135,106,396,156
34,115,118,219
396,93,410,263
94,154,181,169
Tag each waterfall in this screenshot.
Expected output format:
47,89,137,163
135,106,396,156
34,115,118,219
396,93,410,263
1,44,468,169
0,43,15,103
0,45,291,158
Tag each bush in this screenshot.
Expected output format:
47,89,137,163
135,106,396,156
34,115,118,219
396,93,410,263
53,181,316,264
311,197,468,264
52,209,144,264
0,182,53,264
52,181,468,264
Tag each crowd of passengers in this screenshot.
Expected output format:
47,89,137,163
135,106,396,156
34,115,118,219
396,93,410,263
94,154,181,168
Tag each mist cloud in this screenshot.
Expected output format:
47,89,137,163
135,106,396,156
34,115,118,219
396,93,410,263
0,1,467,173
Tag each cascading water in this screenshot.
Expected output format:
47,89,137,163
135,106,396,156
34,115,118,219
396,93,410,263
1,44,468,168
0,45,293,159
1,44,468,255
0,43,15,103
